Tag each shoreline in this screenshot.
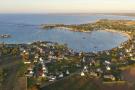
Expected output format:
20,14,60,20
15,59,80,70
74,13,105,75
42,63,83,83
0,29,131,54
55,27,91,32
1,19,134,53
103,29,132,39
43,26,132,39
56,27,131,39
104,13,135,17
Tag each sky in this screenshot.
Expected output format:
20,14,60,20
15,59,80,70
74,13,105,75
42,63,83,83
0,0,135,13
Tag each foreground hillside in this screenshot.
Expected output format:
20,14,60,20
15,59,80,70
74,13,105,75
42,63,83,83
41,74,135,90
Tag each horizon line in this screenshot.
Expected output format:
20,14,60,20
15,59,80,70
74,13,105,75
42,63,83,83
0,12,135,14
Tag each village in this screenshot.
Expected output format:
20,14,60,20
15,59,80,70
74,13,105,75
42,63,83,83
0,19,135,90
20,32,135,89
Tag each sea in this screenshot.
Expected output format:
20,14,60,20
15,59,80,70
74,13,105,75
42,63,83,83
0,14,135,52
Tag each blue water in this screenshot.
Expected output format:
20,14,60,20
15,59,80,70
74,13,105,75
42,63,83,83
0,14,134,52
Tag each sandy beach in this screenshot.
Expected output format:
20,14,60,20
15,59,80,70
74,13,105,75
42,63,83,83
55,27,132,39
104,29,132,39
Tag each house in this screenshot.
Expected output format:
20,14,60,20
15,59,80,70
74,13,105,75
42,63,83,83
105,51,110,55
118,46,123,49
59,73,64,78
119,52,123,56
129,53,133,57
48,76,56,82
66,70,70,75
90,72,98,77
57,55,64,60
83,66,88,72
106,66,111,71
39,57,44,64
82,57,86,63
22,50,31,64
103,75,115,81
105,60,111,65
42,65,48,73
35,54,39,59
80,72,85,76
79,52,83,56
34,59,38,63
125,49,131,53
24,61,31,64
41,73,46,78
26,67,34,77
48,55,57,60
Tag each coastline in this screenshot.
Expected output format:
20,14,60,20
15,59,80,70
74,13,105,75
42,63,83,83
103,29,132,39
55,27,131,39
55,27,91,32
104,13,135,17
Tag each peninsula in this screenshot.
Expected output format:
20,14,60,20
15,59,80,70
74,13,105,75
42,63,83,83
41,19,135,33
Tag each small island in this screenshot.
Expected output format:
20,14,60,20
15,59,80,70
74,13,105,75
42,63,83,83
0,34,11,38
